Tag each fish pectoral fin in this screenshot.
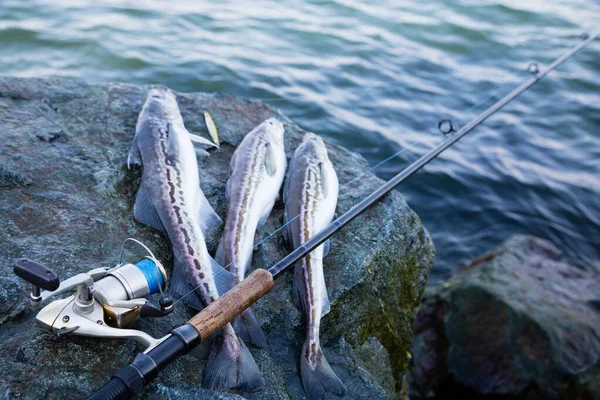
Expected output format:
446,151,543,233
210,256,237,296
133,184,166,233
127,139,142,169
189,132,218,149
264,142,277,177
319,162,329,198
169,264,205,311
166,122,180,164
197,188,222,248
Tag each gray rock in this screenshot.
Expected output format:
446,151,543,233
0,77,434,399
408,234,600,400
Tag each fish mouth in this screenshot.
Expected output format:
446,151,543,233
148,86,176,100
299,132,327,157
262,117,285,142
265,117,283,130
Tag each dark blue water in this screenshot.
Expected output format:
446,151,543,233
1,0,598,283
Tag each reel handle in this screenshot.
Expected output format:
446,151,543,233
187,268,274,341
14,258,60,292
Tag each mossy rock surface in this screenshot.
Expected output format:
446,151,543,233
408,235,600,400
0,77,434,399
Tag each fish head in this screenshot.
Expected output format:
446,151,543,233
135,87,183,140
136,87,182,127
296,132,329,162
143,87,179,117
259,118,285,147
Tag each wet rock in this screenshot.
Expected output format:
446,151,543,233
0,77,434,399
0,164,32,187
355,337,397,398
408,235,600,400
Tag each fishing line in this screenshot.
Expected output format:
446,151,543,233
173,30,598,306
172,138,422,305
90,31,598,400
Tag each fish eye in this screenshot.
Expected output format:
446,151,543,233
268,121,274,126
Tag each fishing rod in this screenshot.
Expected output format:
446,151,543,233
88,32,598,399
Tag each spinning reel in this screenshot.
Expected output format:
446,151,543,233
13,238,174,350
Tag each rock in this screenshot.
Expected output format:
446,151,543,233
560,361,600,400
408,235,600,400
0,77,434,399
355,338,397,398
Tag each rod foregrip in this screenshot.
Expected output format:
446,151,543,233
188,268,274,341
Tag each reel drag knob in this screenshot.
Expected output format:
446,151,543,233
13,259,60,303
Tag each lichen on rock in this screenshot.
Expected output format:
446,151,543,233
0,77,434,399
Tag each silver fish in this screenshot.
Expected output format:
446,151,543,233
283,133,346,400
216,117,286,348
128,87,264,392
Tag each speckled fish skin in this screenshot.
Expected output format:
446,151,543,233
129,88,220,302
283,133,346,400
128,87,263,392
218,117,286,347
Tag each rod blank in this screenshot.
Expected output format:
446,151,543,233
268,31,599,278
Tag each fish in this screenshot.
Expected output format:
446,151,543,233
216,117,286,348
127,87,264,392
283,133,346,400
204,111,220,148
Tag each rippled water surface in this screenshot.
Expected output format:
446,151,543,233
1,0,599,283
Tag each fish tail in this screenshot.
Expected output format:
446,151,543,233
300,340,346,400
233,307,267,348
202,324,265,392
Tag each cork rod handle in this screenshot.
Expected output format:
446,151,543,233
187,268,274,342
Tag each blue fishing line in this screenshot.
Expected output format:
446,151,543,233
135,258,164,296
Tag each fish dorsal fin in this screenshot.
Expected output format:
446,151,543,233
166,123,179,165
210,256,237,296
319,162,329,199
134,184,166,233
196,188,222,248
264,142,277,177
